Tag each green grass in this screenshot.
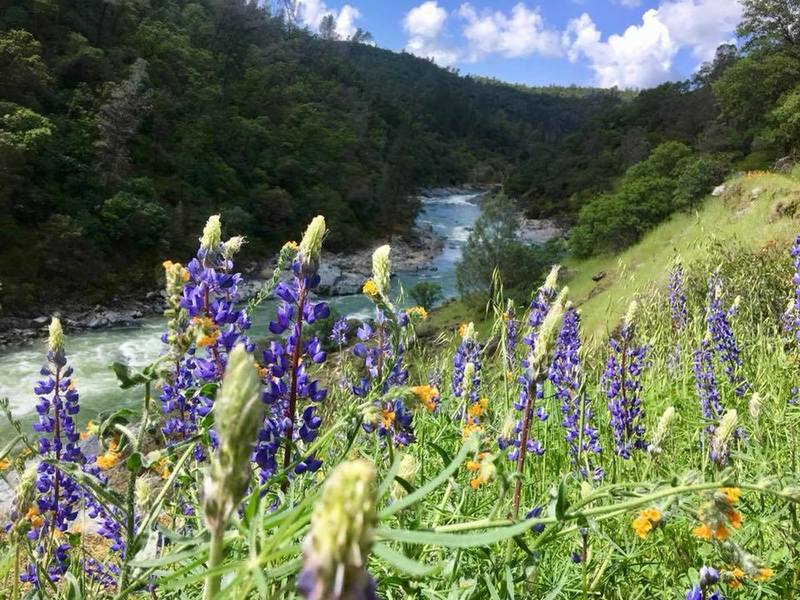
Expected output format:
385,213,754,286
563,172,800,340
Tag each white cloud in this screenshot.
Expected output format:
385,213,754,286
403,1,460,66
404,1,448,38
658,0,742,61
457,2,562,61
564,0,742,88
297,0,362,38
618,0,642,7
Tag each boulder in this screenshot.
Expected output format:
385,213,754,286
711,184,726,197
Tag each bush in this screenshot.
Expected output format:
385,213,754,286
409,281,443,310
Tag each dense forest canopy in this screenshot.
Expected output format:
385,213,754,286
1,0,799,311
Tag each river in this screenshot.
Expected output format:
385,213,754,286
0,191,482,432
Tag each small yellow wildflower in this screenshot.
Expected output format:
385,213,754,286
631,507,661,539
726,509,743,529
458,323,467,337
381,408,396,429
96,440,121,471
285,241,299,251
720,487,741,504
754,567,774,581
462,422,483,439
27,506,44,530
410,385,438,412
728,567,746,589
0,458,9,471
692,523,713,540
362,279,379,297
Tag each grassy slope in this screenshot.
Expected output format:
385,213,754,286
564,171,800,341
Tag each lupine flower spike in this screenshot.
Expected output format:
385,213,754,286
548,304,603,479
255,216,330,481
604,300,649,459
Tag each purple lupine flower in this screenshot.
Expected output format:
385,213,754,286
330,316,349,346
160,217,251,458
504,301,518,368
706,272,747,396
548,307,603,479
604,302,649,459
354,308,413,445
255,217,329,481
499,272,559,461
452,323,481,407
28,319,88,581
526,505,545,533
693,336,724,442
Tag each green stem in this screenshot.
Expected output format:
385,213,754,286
119,380,151,594
204,522,225,600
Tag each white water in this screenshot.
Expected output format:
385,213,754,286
0,192,482,430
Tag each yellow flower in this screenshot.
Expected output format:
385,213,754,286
692,523,713,540
362,279,379,297
0,458,9,471
458,323,467,337
410,385,438,412
285,241,299,251
381,408,396,429
754,567,774,581
96,440,121,471
726,509,743,529
728,567,746,588
467,403,483,418
462,422,483,439
407,306,428,320
720,487,741,504
469,475,485,489
26,506,44,530
466,460,481,472
632,507,661,539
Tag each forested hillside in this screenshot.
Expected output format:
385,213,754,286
0,0,620,311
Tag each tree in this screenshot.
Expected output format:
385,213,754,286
319,14,338,40
94,58,153,186
350,28,373,45
738,0,800,48
409,281,442,311
457,194,558,306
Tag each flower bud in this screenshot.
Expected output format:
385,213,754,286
531,287,567,373
624,299,639,330
461,321,475,342
135,477,153,514
648,406,675,455
299,216,327,273
748,393,761,422
371,245,391,297
298,459,377,600
48,317,64,354
542,265,561,292
202,345,263,529
222,236,245,260
711,409,737,465
200,215,222,252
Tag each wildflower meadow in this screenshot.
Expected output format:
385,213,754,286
3,214,800,600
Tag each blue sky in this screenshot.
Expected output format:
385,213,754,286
293,0,743,88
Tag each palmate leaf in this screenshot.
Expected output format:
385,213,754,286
109,362,151,389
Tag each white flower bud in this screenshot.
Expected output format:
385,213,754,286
371,245,391,297
299,216,327,272
222,236,245,260
200,215,222,251
48,317,64,354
